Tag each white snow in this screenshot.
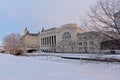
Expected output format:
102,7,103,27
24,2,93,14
0,53,120,80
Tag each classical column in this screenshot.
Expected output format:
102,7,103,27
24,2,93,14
52,36,55,52
43,38,45,47
50,36,51,46
51,36,52,45
54,35,56,45
46,37,47,46
51,36,53,45
48,37,50,46
53,36,55,45
47,37,49,46
48,37,49,46
41,38,42,47
45,37,46,46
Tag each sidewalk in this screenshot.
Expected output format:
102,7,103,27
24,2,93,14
22,52,120,62
61,56,120,62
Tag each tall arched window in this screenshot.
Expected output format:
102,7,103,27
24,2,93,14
63,32,71,39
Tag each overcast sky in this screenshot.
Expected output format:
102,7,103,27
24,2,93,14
0,0,96,45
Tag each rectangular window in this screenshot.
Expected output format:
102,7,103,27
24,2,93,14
79,47,82,50
89,36,93,39
84,47,87,50
89,47,94,50
79,42,82,45
79,37,82,40
89,41,94,45
84,42,87,45
83,36,87,40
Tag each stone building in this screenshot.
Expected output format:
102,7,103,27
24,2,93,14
55,23,83,52
21,23,85,53
40,23,83,52
21,28,40,52
22,23,119,53
76,32,101,53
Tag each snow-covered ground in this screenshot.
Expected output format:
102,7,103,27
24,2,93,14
0,53,120,80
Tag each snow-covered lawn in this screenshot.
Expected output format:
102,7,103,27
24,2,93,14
0,53,120,80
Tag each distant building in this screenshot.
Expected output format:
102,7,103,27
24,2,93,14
21,23,84,53
21,23,120,53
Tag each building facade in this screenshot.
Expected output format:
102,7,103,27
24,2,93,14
40,27,57,52
76,32,101,53
40,23,83,52
21,28,40,52
22,23,119,53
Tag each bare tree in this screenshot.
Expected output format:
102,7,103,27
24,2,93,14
83,0,120,40
80,0,120,51
3,33,23,55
